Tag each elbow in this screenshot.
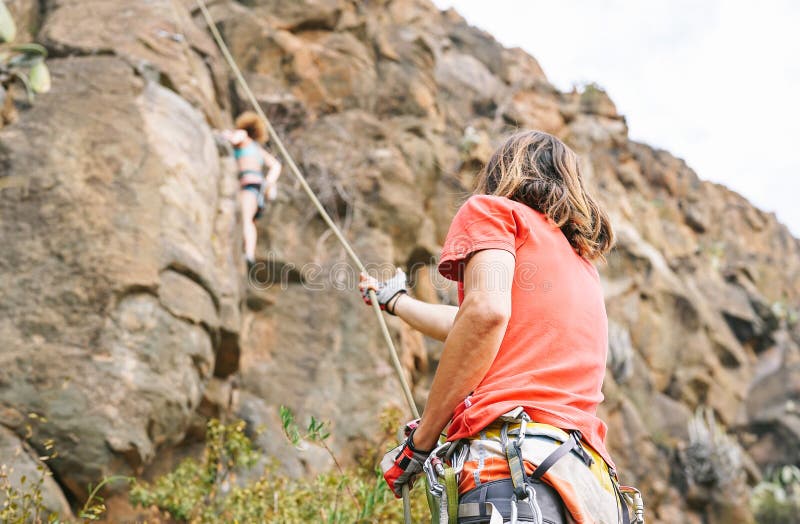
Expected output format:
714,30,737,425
460,297,511,330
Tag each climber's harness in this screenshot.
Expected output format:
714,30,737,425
422,409,645,524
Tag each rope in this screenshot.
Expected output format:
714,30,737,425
193,0,419,520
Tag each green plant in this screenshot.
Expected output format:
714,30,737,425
0,454,58,524
682,407,743,490
130,419,259,521
280,406,367,514
1,411,131,524
751,465,800,524
78,476,134,521
0,0,51,122
131,416,430,523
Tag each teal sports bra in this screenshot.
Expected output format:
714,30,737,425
234,142,265,179
234,142,263,162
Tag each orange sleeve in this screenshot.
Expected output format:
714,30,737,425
438,195,526,281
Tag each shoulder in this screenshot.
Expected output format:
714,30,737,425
455,194,511,220
460,194,515,211
454,194,535,228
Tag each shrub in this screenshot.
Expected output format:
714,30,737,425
751,465,800,524
0,457,57,524
682,407,743,490
0,0,51,123
130,414,430,523
0,429,128,524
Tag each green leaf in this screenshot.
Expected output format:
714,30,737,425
10,71,34,103
10,43,47,57
0,0,16,43
29,60,50,93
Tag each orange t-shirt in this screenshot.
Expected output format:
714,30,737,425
438,195,614,469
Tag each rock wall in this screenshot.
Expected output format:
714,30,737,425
0,0,798,522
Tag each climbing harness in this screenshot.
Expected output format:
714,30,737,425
194,2,420,521
423,408,645,523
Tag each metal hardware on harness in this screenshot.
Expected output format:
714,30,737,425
619,485,645,524
424,441,468,498
501,417,530,501
510,493,519,524
524,484,543,524
509,488,542,524
423,441,469,524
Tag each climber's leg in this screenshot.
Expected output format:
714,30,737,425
240,187,259,264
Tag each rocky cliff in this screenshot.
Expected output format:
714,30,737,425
0,0,798,522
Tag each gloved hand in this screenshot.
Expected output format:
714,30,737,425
380,429,431,498
358,268,407,315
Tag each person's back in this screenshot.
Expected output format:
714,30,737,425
366,130,642,523
440,194,612,467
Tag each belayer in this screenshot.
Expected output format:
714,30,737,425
361,131,643,523
221,112,282,269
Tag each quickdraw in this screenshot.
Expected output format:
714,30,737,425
619,485,645,524
424,440,469,523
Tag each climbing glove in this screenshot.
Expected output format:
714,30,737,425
359,268,407,315
380,428,431,498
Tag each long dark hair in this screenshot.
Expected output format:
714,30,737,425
474,130,614,260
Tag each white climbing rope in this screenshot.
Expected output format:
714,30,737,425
193,1,419,520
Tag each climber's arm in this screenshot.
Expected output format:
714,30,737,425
263,150,282,186
359,271,457,342
410,248,514,451
388,294,457,342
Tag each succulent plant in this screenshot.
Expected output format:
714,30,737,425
0,1,50,114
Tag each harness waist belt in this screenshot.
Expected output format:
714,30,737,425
458,502,538,520
238,169,264,178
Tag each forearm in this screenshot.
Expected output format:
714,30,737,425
391,294,457,342
412,298,509,450
265,164,282,185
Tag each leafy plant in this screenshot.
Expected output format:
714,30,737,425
682,407,743,490
1,412,132,524
131,416,430,523
279,406,360,514
78,476,133,521
0,459,57,524
751,465,800,524
0,0,14,43
130,419,259,521
0,0,51,123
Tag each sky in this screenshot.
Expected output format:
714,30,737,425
432,0,800,237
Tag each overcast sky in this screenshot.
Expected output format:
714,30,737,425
432,0,800,237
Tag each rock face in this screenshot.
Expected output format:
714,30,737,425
0,0,798,522
0,53,241,499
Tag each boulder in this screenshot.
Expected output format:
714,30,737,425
39,0,226,124
0,55,240,499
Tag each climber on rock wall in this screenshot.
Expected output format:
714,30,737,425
361,130,642,523
221,111,282,269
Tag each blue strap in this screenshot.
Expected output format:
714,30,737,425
529,431,592,482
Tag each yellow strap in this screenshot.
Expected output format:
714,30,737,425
444,467,459,524
426,476,440,524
